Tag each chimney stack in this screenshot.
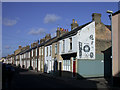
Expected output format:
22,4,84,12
45,34,51,41
56,27,68,37
40,38,45,44
56,27,61,37
92,13,101,23
71,19,78,30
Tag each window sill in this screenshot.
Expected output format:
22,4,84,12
68,50,72,52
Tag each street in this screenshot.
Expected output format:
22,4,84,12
2,66,116,89
9,66,77,89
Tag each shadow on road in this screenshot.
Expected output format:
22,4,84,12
2,65,112,89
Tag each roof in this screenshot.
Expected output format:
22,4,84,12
105,25,111,31
40,36,57,47
58,21,92,40
19,48,30,55
44,21,92,46
112,10,120,16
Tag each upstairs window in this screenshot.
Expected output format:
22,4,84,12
70,38,72,50
50,46,51,56
63,40,65,52
41,48,43,55
36,48,37,56
39,47,41,56
55,44,57,54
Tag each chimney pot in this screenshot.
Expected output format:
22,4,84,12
19,45,22,49
57,27,59,31
60,28,62,31
72,19,75,23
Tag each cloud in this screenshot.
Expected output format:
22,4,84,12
28,28,46,35
44,14,61,24
3,18,18,26
5,45,11,49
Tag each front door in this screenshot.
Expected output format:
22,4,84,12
59,62,62,76
73,58,76,77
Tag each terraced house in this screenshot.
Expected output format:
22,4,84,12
44,28,68,73
5,54,14,64
5,13,112,78
19,45,30,68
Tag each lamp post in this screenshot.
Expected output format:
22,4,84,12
106,10,113,86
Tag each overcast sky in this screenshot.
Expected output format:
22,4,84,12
2,2,118,57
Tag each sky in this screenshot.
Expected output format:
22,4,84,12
2,2,118,57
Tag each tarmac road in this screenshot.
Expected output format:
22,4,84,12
3,65,119,89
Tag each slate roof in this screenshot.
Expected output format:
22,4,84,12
58,21,92,40
46,21,92,46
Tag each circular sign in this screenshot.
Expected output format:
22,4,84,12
83,45,90,52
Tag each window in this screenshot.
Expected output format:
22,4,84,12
33,49,35,57
70,38,72,50
39,47,41,55
47,47,48,56
63,60,71,71
55,44,57,54
41,48,43,55
36,48,37,56
63,40,65,52
50,46,51,56
28,52,29,58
